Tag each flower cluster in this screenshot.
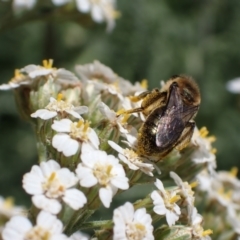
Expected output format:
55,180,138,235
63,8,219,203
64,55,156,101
1,59,237,239
2,0,118,31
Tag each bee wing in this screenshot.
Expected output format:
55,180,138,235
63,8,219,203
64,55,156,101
155,82,198,148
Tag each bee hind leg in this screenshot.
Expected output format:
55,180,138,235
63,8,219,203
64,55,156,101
174,121,195,151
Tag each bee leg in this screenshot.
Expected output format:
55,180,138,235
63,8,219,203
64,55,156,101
174,121,195,151
116,107,144,116
129,90,152,102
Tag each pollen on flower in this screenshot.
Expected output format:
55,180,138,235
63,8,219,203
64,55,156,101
230,167,238,177
70,120,90,142
202,229,213,237
217,187,232,200
189,181,198,189
140,79,148,89
42,59,54,69
169,195,181,204
57,93,63,101
9,69,25,83
93,163,113,186
3,197,14,209
126,222,147,239
42,172,65,198
25,226,50,240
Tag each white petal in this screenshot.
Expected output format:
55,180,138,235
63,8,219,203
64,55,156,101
99,187,113,208
2,216,32,240
65,110,82,119
40,160,60,177
76,165,98,187
52,134,79,156
52,0,70,6
88,129,100,149
31,109,57,120
154,179,165,192
57,168,78,187
226,78,240,93
108,140,124,154
37,211,63,234
63,189,87,210
151,191,167,215
74,106,89,115
166,209,179,227
52,119,72,132
76,0,91,12
22,165,44,195
0,82,19,90
111,176,129,190
32,195,62,214
98,102,115,121
91,5,104,23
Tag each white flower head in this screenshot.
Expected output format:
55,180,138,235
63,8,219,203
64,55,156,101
75,0,118,31
22,160,87,214
108,140,154,176
70,231,89,240
76,149,129,208
170,172,196,208
98,101,129,134
31,94,88,120
189,207,212,240
191,127,217,174
0,196,25,218
0,69,29,90
226,77,240,93
113,202,154,240
2,210,68,240
151,179,181,227
12,0,36,12
52,118,99,157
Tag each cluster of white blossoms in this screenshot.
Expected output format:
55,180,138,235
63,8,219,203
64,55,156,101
1,0,118,31
0,59,232,239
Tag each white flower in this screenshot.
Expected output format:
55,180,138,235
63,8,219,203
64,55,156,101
108,140,154,176
226,77,240,93
70,231,89,240
0,196,25,218
75,0,118,31
151,179,181,227
31,95,88,120
2,211,68,240
98,102,129,133
113,202,154,240
76,149,129,208
189,207,212,240
12,0,36,12
52,0,70,6
170,172,195,208
22,160,87,214
52,118,99,157
75,60,133,96
191,127,217,174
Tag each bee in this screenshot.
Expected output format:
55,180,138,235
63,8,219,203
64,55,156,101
120,75,201,162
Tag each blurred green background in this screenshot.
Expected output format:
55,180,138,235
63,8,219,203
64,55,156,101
0,0,240,206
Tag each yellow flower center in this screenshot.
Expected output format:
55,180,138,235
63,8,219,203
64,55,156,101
202,229,213,237
57,93,63,101
42,59,54,69
25,226,51,240
3,197,14,209
42,172,65,198
126,222,147,240
93,163,113,186
70,120,90,142
230,167,238,177
140,79,148,89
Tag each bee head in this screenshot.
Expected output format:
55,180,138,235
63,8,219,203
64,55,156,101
170,75,201,106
